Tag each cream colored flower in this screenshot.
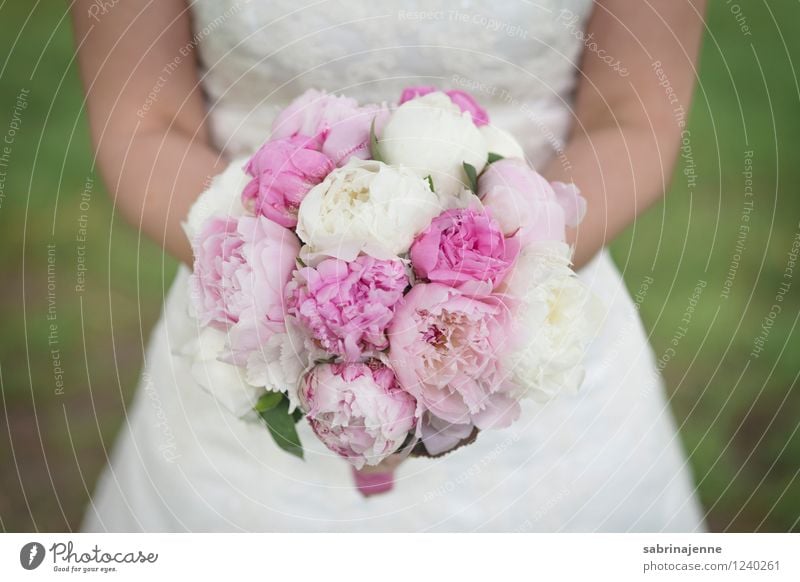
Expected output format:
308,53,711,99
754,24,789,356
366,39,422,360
501,242,604,400
380,92,488,197
296,158,444,262
183,158,249,241
480,124,525,160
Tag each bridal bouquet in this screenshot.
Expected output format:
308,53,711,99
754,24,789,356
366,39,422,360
183,86,599,469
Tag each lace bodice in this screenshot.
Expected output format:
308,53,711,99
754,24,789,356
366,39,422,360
191,0,595,165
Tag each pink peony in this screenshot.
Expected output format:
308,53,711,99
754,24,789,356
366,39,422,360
477,159,586,245
388,283,520,430
399,85,489,126
190,216,246,328
300,361,417,469
190,214,300,358
242,135,334,228
271,89,388,167
285,256,409,361
550,181,587,227
409,207,520,293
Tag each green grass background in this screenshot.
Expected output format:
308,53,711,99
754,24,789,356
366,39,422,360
0,1,798,531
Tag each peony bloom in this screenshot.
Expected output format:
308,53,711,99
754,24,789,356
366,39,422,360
388,283,520,430
183,159,249,242
399,85,489,126
271,89,389,167
242,317,315,412
499,242,603,401
296,158,445,262
550,181,587,229
189,213,300,361
179,326,264,418
477,159,586,245
190,216,247,328
300,361,417,469
480,124,525,159
286,256,409,361
241,135,335,228
410,207,520,294
380,92,488,198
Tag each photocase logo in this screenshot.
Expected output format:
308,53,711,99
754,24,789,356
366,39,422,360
20,542,46,570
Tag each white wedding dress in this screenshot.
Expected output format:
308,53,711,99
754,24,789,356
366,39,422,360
83,0,706,532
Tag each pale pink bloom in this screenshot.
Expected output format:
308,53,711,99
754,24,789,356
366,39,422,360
190,214,300,360
477,159,586,245
271,89,388,167
190,216,247,328
550,181,587,227
300,361,417,469
388,283,520,429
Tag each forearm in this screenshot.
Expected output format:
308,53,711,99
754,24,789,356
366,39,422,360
70,0,220,264
545,122,678,268
545,0,705,269
100,127,226,264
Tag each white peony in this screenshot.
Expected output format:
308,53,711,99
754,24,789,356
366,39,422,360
243,318,317,413
379,92,488,197
501,242,604,401
295,158,445,261
180,322,314,417
480,124,526,160
183,158,249,241
180,326,264,418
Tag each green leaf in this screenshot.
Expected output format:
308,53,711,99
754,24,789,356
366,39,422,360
292,408,305,423
254,391,283,412
370,117,383,162
487,152,504,164
463,161,478,192
425,175,435,192
259,398,305,459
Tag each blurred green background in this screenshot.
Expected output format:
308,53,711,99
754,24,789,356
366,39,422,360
1,1,798,532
